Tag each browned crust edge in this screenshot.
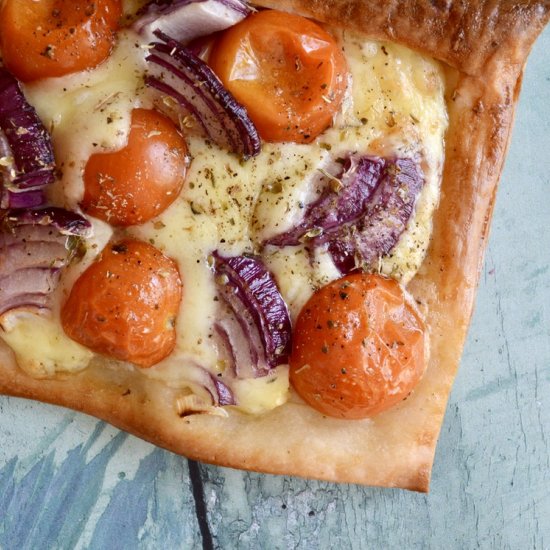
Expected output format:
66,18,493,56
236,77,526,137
254,0,550,75
0,1,549,492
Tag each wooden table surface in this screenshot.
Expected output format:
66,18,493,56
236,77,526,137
1,26,548,550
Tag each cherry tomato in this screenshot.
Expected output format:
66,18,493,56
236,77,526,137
290,274,426,419
82,108,189,227
61,240,182,367
0,0,122,82
208,10,348,143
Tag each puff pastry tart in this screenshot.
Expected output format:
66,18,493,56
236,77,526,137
0,0,547,490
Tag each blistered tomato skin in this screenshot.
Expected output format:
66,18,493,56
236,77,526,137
61,240,183,368
82,108,190,227
0,0,122,82
208,10,348,144
289,274,426,419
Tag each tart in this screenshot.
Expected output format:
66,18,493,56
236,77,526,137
0,0,548,491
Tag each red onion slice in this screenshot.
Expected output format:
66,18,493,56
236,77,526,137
0,240,69,276
145,31,261,159
264,155,424,275
199,364,237,405
0,208,92,315
0,69,55,209
0,268,59,307
0,293,51,316
176,364,236,413
215,301,262,377
265,156,385,247
4,188,46,210
211,375,235,406
135,0,250,43
213,252,292,377
7,207,92,236
215,318,253,376
323,157,424,273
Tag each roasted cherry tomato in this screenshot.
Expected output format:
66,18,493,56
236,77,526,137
290,273,426,419
0,0,122,82
208,10,348,143
61,240,183,367
82,108,189,227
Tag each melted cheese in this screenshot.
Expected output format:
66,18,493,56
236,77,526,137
231,367,289,415
23,30,150,208
0,24,448,414
0,311,93,378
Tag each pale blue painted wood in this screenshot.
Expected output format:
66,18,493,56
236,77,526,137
0,24,548,550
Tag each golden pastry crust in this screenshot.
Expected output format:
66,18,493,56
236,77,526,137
0,0,548,491
254,0,549,74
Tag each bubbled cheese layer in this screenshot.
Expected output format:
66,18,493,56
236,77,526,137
0,27,448,415
23,30,150,208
